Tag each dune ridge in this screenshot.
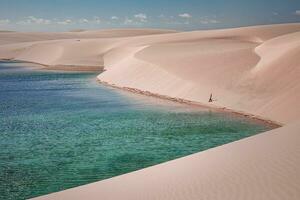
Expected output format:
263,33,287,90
0,23,300,200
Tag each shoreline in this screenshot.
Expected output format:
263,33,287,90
98,79,282,128
1,23,299,199
0,59,104,72
0,59,281,128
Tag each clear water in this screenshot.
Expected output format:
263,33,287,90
0,61,273,200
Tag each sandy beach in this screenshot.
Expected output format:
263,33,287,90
0,23,300,199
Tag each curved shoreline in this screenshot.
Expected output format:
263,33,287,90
0,59,281,128
1,24,299,200
97,79,282,128
0,59,104,72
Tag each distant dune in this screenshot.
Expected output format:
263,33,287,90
0,28,176,45
0,23,300,200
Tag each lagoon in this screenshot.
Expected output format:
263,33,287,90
0,61,272,199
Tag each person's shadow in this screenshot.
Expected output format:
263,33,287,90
209,93,217,102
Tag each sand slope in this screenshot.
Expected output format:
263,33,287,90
1,24,299,122
0,29,176,45
33,122,300,200
98,23,300,124
0,24,300,200
0,29,175,70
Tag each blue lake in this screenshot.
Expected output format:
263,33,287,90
0,61,273,199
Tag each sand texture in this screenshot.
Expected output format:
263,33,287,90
0,23,300,200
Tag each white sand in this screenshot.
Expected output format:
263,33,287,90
32,122,300,200
0,24,300,200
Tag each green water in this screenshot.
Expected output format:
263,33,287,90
0,61,272,199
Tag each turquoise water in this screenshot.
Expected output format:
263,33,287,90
0,61,272,200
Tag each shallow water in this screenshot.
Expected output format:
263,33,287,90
0,61,272,199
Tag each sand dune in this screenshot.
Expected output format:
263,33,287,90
33,122,300,200
0,29,176,45
98,23,300,124
0,23,300,199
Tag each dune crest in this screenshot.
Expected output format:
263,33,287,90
1,24,300,200
97,24,300,124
